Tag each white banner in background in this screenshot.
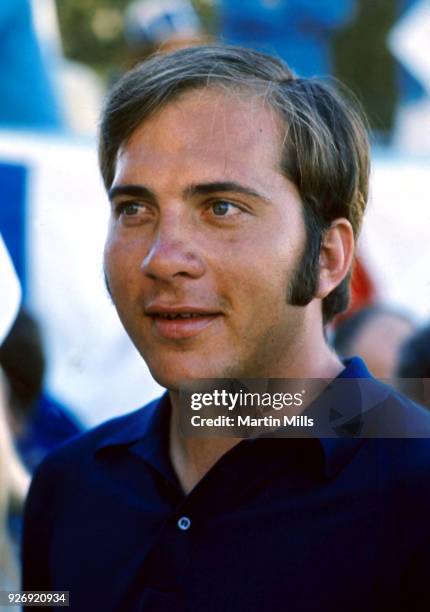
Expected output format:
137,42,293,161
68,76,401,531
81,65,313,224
359,152,430,320
0,234,21,345
388,0,430,93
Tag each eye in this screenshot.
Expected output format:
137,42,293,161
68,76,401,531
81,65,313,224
209,200,241,217
116,201,143,216
113,201,152,226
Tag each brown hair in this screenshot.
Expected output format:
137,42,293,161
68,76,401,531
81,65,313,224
99,44,370,322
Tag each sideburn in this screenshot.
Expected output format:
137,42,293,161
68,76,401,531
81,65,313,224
286,203,324,307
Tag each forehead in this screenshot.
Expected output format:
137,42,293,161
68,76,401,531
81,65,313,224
114,88,285,188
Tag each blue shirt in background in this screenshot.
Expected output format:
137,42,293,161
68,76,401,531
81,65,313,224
17,393,84,473
220,0,356,77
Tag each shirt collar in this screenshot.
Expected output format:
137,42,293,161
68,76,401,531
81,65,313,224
95,392,170,452
95,356,372,481
337,355,371,379
95,392,178,485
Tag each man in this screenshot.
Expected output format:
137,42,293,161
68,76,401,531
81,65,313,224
23,45,430,611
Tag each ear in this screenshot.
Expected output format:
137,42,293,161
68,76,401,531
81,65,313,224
316,219,355,299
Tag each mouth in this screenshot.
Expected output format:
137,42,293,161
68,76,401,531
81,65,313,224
145,307,221,340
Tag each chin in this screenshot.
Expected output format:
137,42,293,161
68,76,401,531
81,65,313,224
146,356,230,391
146,362,204,391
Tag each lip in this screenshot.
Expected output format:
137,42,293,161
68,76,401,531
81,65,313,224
145,304,221,340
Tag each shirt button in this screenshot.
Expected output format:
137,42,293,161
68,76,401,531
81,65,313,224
177,516,191,531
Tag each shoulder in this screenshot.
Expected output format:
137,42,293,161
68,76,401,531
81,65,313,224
332,371,430,478
370,380,430,439
359,382,430,498
22,396,165,573
30,396,164,484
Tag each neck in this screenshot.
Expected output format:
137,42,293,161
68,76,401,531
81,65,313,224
168,334,344,495
169,407,240,494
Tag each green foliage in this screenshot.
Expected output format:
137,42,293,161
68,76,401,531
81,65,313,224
55,0,217,78
334,0,397,135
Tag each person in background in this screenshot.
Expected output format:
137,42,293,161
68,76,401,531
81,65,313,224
397,323,430,408
219,0,356,77
0,234,30,593
0,308,84,473
0,373,30,593
332,304,416,379
124,0,208,63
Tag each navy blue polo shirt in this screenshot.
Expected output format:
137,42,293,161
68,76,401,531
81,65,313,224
23,358,430,611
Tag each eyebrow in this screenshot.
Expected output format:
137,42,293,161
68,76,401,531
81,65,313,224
108,184,157,204
184,181,268,202
108,181,271,205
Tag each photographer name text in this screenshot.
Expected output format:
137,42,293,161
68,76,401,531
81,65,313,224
190,414,314,428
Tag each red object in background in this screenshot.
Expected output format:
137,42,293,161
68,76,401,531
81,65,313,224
333,256,376,327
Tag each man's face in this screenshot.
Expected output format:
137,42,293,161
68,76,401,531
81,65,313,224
104,89,313,389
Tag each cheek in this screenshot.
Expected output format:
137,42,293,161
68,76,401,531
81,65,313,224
213,245,289,312
103,235,120,287
103,234,140,297
225,231,294,282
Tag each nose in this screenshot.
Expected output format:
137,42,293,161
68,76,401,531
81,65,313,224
142,223,205,282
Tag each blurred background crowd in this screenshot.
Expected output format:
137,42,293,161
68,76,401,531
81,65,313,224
1,0,430,144
0,0,429,594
